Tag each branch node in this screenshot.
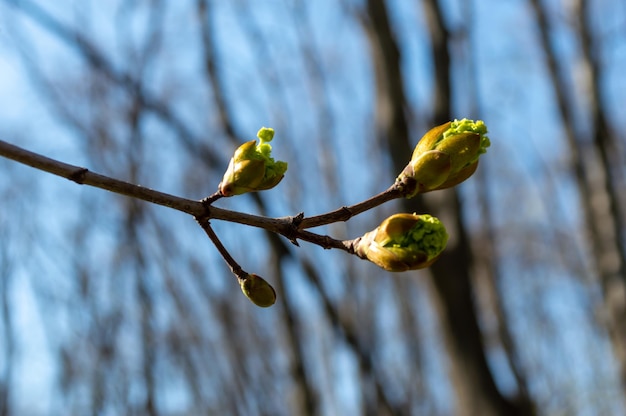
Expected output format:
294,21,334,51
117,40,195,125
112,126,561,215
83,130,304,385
200,191,223,207
284,217,302,247
68,168,89,184
291,212,305,227
339,206,353,221
199,194,219,221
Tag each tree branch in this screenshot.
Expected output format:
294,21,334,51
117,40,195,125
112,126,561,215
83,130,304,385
0,139,382,256
0,139,203,215
195,219,246,280
297,185,403,229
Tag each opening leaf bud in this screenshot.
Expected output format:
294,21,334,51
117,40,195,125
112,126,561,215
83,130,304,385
355,213,448,272
398,119,490,197
219,127,288,196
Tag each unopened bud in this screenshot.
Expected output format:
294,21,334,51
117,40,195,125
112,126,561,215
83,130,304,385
240,273,276,307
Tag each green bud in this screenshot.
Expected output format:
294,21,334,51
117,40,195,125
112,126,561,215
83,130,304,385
436,160,479,190
411,121,451,157
442,119,490,161
219,127,288,196
256,126,275,142
400,150,451,197
398,119,489,196
240,273,276,307
355,213,448,272
434,132,481,173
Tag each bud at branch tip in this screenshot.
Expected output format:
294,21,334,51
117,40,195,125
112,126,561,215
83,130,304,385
218,127,288,197
355,213,448,272
239,273,277,307
397,118,490,197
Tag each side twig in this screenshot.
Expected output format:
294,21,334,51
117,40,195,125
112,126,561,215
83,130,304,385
297,185,403,229
195,218,246,280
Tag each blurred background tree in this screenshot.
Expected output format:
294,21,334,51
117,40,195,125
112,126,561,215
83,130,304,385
1,0,625,415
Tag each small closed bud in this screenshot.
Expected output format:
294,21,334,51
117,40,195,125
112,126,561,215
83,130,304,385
355,213,448,272
240,273,276,307
219,127,288,196
398,119,490,197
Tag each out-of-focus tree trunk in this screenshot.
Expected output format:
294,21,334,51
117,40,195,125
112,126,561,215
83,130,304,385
530,0,626,397
0,218,14,416
576,0,626,394
362,0,533,414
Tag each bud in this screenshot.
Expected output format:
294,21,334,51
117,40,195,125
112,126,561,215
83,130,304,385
398,119,490,197
355,213,448,272
240,273,276,307
219,127,288,196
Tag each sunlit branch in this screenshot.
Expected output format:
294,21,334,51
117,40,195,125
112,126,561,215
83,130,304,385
195,218,246,280
0,139,203,215
0,140,371,255
296,185,403,229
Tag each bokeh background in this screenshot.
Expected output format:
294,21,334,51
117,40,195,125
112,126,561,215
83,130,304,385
1,0,626,415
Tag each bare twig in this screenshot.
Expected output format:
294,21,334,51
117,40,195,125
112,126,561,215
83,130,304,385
195,219,246,280
297,185,403,229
